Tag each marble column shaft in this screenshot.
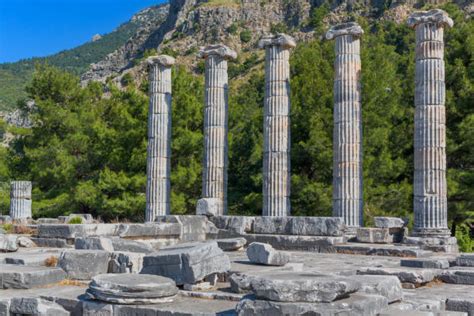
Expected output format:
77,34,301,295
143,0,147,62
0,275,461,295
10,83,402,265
259,34,296,217
199,45,237,215
145,55,175,222
10,181,32,219
326,23,364,227
408,9,453,237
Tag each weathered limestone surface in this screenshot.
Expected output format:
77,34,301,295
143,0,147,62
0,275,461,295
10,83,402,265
108,251,145,273
374,217,407,228
357,267,435,286
407,9,454,238
197,45,236,216
9,181,32,219
217,237,247,251
86,273,178,304
145,55,175,221
350,275,403,303
9,297,69,316
58,250,111,280
259,34,296,217
246,242,290,266
244,272,360,303
439,268,474,285
0,264,66,289
446,298,474,315
357,228,392,244
141,241,231,285
401,258,450,269
326,22,364,228
75,236,154,253
236,293,388,316
456,254,474,267
253,216,346,236
0,234,18,252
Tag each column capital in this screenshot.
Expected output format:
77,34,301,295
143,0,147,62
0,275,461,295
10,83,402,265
258,33,296,49
198,44,237,60
146,55,176,67
407,9,453,29
326,22,363,40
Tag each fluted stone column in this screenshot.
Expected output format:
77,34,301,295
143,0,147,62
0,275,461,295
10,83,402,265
145,55,175,222
10,181,32,219
326,23,364,228
259,34,296,217
408,9,453,237
196,45,236,216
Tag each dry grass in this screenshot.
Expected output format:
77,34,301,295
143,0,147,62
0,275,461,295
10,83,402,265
44,256,59,267
13,224,34,235
200,0,241,8
58,279,86,287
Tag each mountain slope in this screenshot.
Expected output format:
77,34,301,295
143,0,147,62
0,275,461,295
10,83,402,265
0,4,169,111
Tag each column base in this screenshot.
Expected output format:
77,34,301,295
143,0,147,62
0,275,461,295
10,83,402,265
411,227,452,238
404,234,458,253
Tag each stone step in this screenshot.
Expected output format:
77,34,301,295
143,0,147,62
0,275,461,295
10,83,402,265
0,264,66,289
439,268,474,285
4,250,61,266
243,234,344,252
357,267,436,287
335,243,432,257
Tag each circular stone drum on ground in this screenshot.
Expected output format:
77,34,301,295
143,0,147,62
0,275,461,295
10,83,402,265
87,273,178,304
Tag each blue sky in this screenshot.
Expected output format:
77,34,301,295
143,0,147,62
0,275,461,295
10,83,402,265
0,0,167,63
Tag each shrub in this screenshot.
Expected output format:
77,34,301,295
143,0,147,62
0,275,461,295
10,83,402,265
1,223,13,233
456,224,473,252
228,23,238,34
240,30,252,43
67,216,83,224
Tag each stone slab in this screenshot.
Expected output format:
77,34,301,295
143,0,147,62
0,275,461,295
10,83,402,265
401,258,450,269
439,268,474,285
236,293,388,316
0,264,66,289
9,297,69,315
335,243,431,257
374,217,407,228
30,237,72,248
4,250,60,266
357,267,436,286
217,238,247,251
141,241,231,285
58,249,111,280
446,297,474,316
75,237,114,251
210,216,256,234
253,216,346,236
245,271,360,303
37,224,120,239
349,275,403,303
156,215,209,242
246,242,289,266
108,251,144,273
404,236,459,253
244,234,344,252
456,254,474,267
117,223,182,238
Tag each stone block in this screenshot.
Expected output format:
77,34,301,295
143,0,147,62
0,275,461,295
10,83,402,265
196,198,221,216
108,251,144,273
17,236,36,248
82,300,113,316
5,251,60,266
374,217,407,228
75,236,114,251
236,293,388,316
36,218,61,224
357,267,435,286
141,241,230,285
246,242,289,266
401,258,450,269
335,243,430,257
357,228,393,243
244,234,344,252
0,264,65,289
10,297,69,316
246,272,360,303
289,216,346,236
37,224,120,239
0,234,17,252
439,269,474,285
253,216,291,235
404,236,458,253
446,298,474,316
30,237,71,248
58,249,111,280
349,275,403,303
117,222,181,238
156,215,208,242
456,254,474,267
217,237,246,251
110,237,154,253
210,215,255,234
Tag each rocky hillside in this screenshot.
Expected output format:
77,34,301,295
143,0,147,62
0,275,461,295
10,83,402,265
0,3,169,111
81,0,473,86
